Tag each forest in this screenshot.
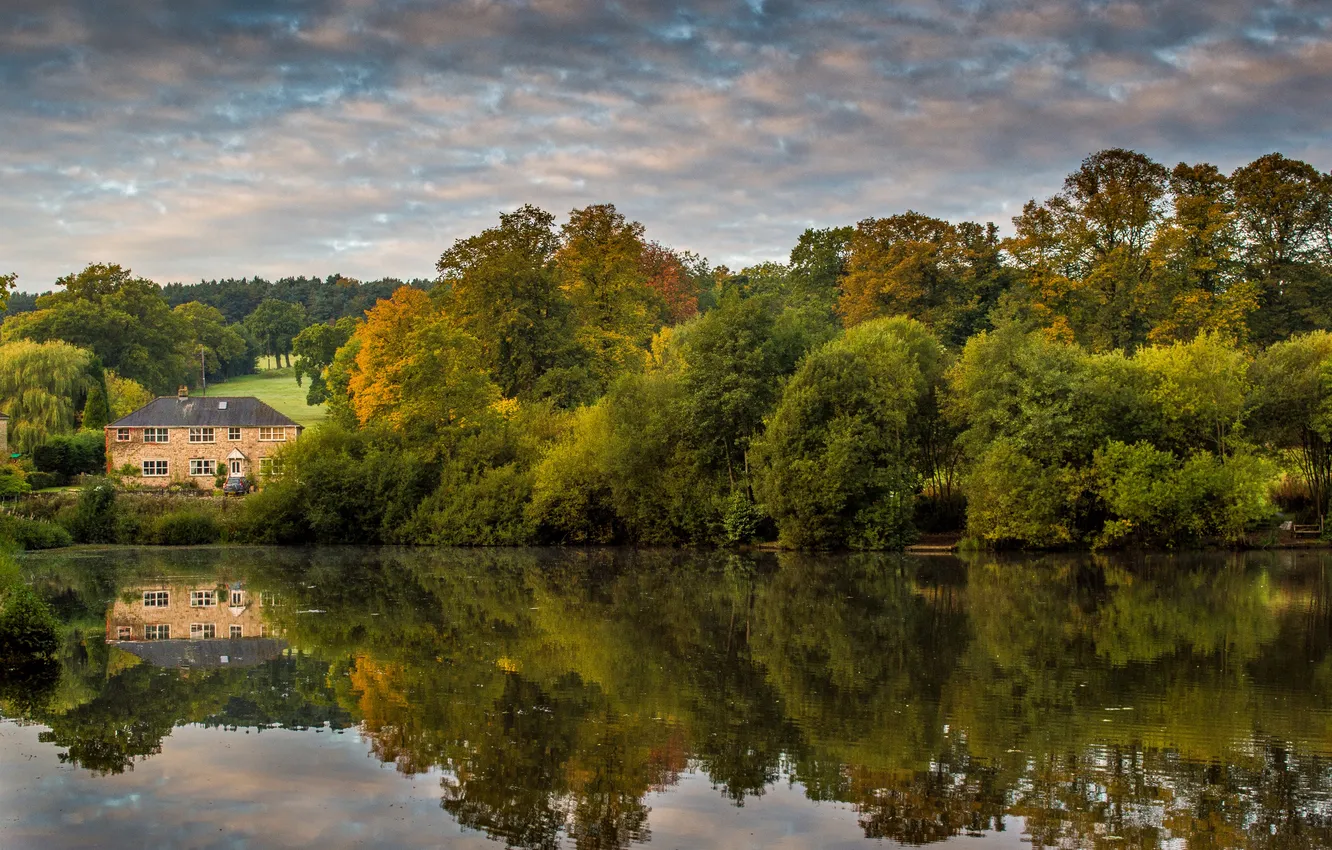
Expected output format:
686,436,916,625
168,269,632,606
3,147,1332,550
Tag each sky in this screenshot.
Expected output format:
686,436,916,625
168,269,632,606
3,1,1331,292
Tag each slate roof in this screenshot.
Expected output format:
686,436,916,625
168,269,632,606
111,638,288,670
108,396,301,429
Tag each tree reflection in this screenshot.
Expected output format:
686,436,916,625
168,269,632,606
4,547,1332,847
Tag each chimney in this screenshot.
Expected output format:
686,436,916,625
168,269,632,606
178,385,189,399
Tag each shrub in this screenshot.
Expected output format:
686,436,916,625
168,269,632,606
722,491,764,545
148,511,221,546
0,465,30,499
32,432,105,478
0,515,72,550
65,479,120,544
25,471,63,491
0,583,60,659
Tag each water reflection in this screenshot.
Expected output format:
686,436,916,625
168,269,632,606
4,547,1332,848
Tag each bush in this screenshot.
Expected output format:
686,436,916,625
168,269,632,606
0,583,60,659
147,511,221,545
65,479,120,543
25,471,63,491
32,432,105,478
722,491,764,545
0,515,72,550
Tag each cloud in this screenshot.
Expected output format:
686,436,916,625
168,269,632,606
2,0,1331,289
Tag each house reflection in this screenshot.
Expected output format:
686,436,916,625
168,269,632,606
106,579,288,669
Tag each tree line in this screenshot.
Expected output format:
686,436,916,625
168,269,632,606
4,147,1332,548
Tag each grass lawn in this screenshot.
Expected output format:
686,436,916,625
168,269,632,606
209,367,327,428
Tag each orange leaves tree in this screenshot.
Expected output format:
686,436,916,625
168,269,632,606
346,287,498,440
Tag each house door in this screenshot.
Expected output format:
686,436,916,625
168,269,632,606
230,459,243,476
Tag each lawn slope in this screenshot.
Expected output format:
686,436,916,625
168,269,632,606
209,368,327,428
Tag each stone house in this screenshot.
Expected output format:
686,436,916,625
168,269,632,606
105,390,302,487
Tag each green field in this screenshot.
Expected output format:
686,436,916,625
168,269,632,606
209,367,327,428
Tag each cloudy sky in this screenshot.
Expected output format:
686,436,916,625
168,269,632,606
3,1,1331,291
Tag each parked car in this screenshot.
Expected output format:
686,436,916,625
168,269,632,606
223,476,254,495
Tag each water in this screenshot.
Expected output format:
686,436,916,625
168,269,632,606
2,547,1331,849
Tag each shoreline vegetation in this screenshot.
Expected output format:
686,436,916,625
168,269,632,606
3,148,1332,552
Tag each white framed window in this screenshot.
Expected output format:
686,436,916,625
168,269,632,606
259,624,268,637
190,590,216,608
190,623,216,639
142,460,168,477
260,457,285,477
259,592,278,607
144,427,169,443
143,590,169,607
145,624,169,640
115,428,131,442
117,626,132,639
189,459,216,476
258,427,287,442
228,426,242,441
189,427,215,443
230,625,243,638
230,590,244,606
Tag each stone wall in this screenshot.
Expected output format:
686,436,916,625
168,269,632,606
104,424,298,487
107,580,274,641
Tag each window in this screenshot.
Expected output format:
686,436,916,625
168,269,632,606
144,427,169,443
228,426,242,441
143,591,169,607
258,427,287,442
260,592,278,607
189,427,216,443
117,626,132,639
260,457,285,477
230,590,244,606
190,623,216,639
190,590,217,608
145,624,169,640
142,460,169,477
218,401,228,410
259,624,268,637
115,428,130,442
189,459,216,476
230,625,243,639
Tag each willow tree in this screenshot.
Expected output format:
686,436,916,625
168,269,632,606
0,340,93,452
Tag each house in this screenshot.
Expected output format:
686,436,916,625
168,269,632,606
0,412,8,457
105,389,302,486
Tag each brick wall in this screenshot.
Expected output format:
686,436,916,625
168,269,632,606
104,424,298,487
107,581,274,641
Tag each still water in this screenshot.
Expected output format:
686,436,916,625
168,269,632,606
2,547,1331,849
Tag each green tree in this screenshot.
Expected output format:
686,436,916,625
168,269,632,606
173,301,251,380
754,317,937,549
292,317,356,405
1249,331,1332,522
2,264,190,393
243,298,306,368
0,340,93,452
436,205,584,403
80,358,111,431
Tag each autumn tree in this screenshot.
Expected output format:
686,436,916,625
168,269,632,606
345,287,497,441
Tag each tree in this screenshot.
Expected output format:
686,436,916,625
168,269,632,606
754,317,937,549
292,318,356,405
557,204,658,392
1249,331,1332,522
173,301,252,381
0,273,16,314
345,287,497,441
678,290,816,487
640,241,698,325
244,299,306,368
436,205,584,403
1231,153,1332,343
0,340,93,453
2,264,190,393
81,358,111,431
788,226,852,312
105,370,153,421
